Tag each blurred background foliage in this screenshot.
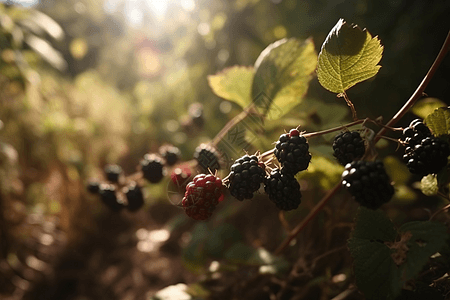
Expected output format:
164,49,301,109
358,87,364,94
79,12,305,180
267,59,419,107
0,0,449,299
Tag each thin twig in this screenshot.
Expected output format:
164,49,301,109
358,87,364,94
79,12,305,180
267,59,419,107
303,119,365,139
430,203,450,220
338,91,358,121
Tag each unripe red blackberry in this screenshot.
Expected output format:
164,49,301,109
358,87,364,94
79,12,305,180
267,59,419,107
86,180,100,194
182,174,224,220
99,183,125,212
341,160,394,209
123,182,144,212
194,143,221,172
403,137,450,176
140,154,165,183
274,130,311,174
104,164,122,183
264,168,302,211
170,164,192,191
332,131,365,166
160,145,181,166
228,154,265,201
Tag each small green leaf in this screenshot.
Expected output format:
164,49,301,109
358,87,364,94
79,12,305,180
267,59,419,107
317,19,383,94
424,107,450,136
207,65,255,109
420,174,438,196
412,98,447,119
251,38,317,120
399,221,448,282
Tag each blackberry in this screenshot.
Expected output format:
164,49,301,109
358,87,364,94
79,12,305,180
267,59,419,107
402,119,432,147
194,143,221,172
182,174,224,220
123,182,144,212
403,137,450,176
140,154,165,183
274,129,311,174
341,160,394,209
332,131,365,165
160,145,181,166
104,164,122,183
264,168,302,211
99,183,125,212
228,154,265,201
86,181,100,194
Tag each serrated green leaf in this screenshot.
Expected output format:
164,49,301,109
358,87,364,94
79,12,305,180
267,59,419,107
317,19,383,94
224,242,255,263
351,207,397,241
348,238,401,300
207,65,255,109
348,207,401,299
399,221,448,281
251,38,317,120
420,174,438,196
424,107,450,136
412,98,447,119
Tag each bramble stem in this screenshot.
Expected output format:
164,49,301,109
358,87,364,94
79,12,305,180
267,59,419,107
303,119,366,138
274,29,450,255
430,202,450,220
338,91,358,121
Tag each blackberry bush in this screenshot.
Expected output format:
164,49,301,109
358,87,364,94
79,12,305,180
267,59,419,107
140,154,165,183
332,131,365,166
264,168,302,211
182,174,224,220
274,129,311,174
194,143,221,172
228,154,265,201
341,160,394,209
403,137,450,176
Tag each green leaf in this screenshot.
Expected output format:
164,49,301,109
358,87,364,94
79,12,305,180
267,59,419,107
399,221,448,281
224,242,256,263
204,223,243,258
317,19,383,94
420,174,438,196
207,66,255,109
251,38,317,120
348,207,401,300
412,98,447,119
424,107,450,136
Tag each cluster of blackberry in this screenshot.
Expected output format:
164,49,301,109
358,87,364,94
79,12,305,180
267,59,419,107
226,129,310,211
87,144,182,212
401,119,450,176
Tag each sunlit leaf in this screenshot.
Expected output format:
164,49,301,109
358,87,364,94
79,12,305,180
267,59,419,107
412,98,446,119
25,34,67,71
29,10,64,40
207,65,255,109
317,19,383,94
420,174,438,196
424,106,450,136
251,38,317,120
399,221,448,282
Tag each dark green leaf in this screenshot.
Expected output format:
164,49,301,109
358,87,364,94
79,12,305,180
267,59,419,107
251,38,317,120
204,223,243,258
351,207,397,241
224,242,255,263
317,19,383,93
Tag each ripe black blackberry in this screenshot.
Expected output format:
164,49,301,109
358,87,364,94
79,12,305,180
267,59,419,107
228,154,265,201
86,181,100,194
160,145,181,166
332,131,365,166
274,129,311,174
341,160,394,209
140,154,165,183
123,182,144,212
402,119,432,147
264,168,302,211
403,137,450,176
104,164,122,183
99,183,125,212
194,143,221,172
